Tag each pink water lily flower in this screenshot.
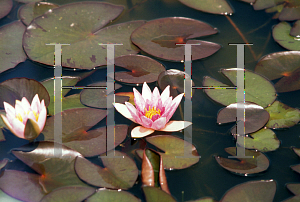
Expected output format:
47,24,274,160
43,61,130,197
114,82,192,138
0,94,47,139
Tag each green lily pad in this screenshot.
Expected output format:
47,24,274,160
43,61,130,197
75,150,138,189
40,186,95,202
215,147,270,175
253,0,285,10
143,186,176,202
187,197,216,202
265,101,300,129
0,159,8,170
18,2,59,26
220,180,276,201
273,22,300,51
217,102,270,135
0,0,12,20
237,128,280,152
0,170,46,202
0,189,22,202
290,20,300,37
0,78,50,108
115,55,165,84
158,69,195,98
178,0,233,15
287,183,300,195
137,135,199,170
0,21,27,74
291,164,300,174
203,69,276,108
265,4,284,13
131,17,220,62
279,3,300,21
115,92,135,105
293,147,300,157
283,195,300,202
0,129,5,142
86,189,140,202
12,141,89,193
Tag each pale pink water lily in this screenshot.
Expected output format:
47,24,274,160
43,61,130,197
114,82,192,138
0,94,47,139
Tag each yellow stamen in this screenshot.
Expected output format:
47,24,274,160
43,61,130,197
16,113,23,122
144,106,161,119
33,111,39,121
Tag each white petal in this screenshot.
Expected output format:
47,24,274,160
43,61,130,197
21,97,31,112
31,94,40,112
113,103,136,123
142,82,152,102
159,121,192,132
0,114,13,131
131,126,155,138
160,85,170,103
37,106,47,131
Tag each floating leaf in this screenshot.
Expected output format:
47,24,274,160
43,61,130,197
115,55,165,84
18,2,59,26
137,135,199,169
293,147,300,157
291,164,300,174
253,0,285,10
265,4,284,13
203,69,276,108
158,69,195,97
282,195,300,202
0,21,27,74
0,129,5,141
287,183,300,195
265,101,300,129
131,17,220,62
237,128,280,152
12,141,88,193
115,92,134,105
273,22,300,51
279,3,300,21
217,102,270,135
0,0,12,20
187,197,216,202
290,20,300,37
0,159,8,170
86,189,140,202
143,186,176,202
75,150,138,189
215,147,270,175
178,0,233,15
0,170,46,202
274,67,300,92
0,189,22,202
40,186,95,202
220,180,276,201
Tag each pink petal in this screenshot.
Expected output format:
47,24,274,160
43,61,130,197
133,88,145,113
125,102,141,124
141,116,153,128
114,103,136,123
160,85,170,103
21,97,31,112
3,102,15,124
142,82,152,103
151,117,166,130
151,87,160,108
27,111,36,123
37,106,47,132
161,96,172,116
31,94,40,112
15,100,25,115
39,100,45,113
151,114,160,122
159,121,192,132
131,126,155,138
166,93,184,122
11,118,25,138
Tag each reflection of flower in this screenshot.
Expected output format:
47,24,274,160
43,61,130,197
0,94,47,139
114,82,191,138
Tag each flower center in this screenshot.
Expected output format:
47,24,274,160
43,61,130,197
16,110,39,123
33,111,39,121
16,113,23,123
144,106,161,119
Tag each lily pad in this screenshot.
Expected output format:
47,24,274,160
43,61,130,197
131,17,220,62
253,0,285,10
115,92,134,105
0,129,5,141
291,164,300,174
220,180,276,201
293,147,300,157
283,195,300,202
137,135,199,170
40,186,95,202
215,147,270,175
203,69,276,108
187,197,216,202
0,21,27,74
265,101,300,129
0,189,22,202
0,0,12,20
75,150,138,189
115,55,165,84
287,183,300,195
143,186,176,202
18,2,59,26
0,78,50,108
273,22,300,51
0,159,8,170
0,170,46,202
279,3,300,21
178,0,233,15
12,141,89,193
290,20,300,37
274,67,300,92
237,128,280,152
86,189,140,202
158,69,195,97
217,102,270,135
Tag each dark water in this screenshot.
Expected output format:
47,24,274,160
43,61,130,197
0,0,300,201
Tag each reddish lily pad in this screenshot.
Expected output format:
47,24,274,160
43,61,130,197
18,2,59,26
265,101,300,129
293,147,300,157
143,186,176,202
274,67,300,92
287,183,300,195
220,180,276,202
0,21,27,74
158,69,195,97
0,170,46,202
291,164,300,174
0,159,8,170
283,195,300,202
115,55,165,84
279,2,300,21
0,0,12,20
86,189,140,202
75,150,138,189
253,0,285,10
131,17,220,62
0,189,22,202
215,147,270,175
217,102,270,135
273,22,300,51
0,129,5,142
290,20,300,37
178,0,233,15
12,141,89,193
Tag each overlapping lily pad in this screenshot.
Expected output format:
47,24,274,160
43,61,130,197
217,102,270,134
0,21,27,74
291,164,300,174
283,195,300,202
86,189,140,202
131,17,220,62
215,147,270,175
287,183,300,195
290,20,300,37
75,150,138,189
203,69,276,108
265,101,300,129
273,22,300,51
220,180,276,201
143,186,176,202
0,0,12,20
115,92,134,105
187,197,216,202
253,0,285,10
178,0,233,15
114,55,165,84
0,189,22,202
0,159,8,170
279,2,300,21
293,147,300,157
23,2,145,69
